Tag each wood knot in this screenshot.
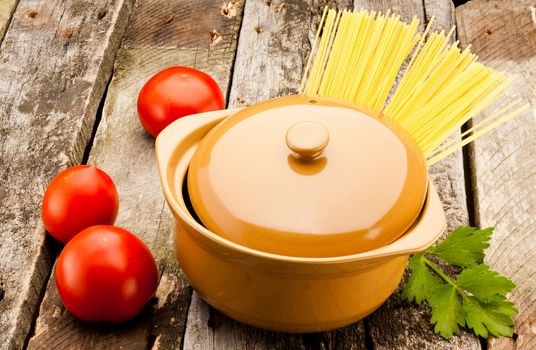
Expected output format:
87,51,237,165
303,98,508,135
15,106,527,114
486,29,492,35
97,9,107,20
254,25,263,33
163,14,174,24
210,29,222,47
61,26,76,38
220,2,238,19
28,11,38,19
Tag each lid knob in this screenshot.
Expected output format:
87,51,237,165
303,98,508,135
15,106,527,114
286,121,329,160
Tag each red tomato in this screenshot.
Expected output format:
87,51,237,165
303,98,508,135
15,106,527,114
56,225,158,322
137,66,224,137
42,165,119,243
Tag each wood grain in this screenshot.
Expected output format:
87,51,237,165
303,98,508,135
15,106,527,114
0,0,19,43
26,1,245,349
123,0,242,49
457,1,536,349
0,0,133,349
353,1,480,349
182,1,368,350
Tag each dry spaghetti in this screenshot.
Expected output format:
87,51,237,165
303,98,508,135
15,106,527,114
300,8,530,165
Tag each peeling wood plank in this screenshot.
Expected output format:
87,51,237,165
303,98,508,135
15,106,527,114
353,0,480,349
26,1,245,349
457,1,536,349
0,0,133,349
0,0,19,43
182,1,368,350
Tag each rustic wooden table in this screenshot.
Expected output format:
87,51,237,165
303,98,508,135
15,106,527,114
0,0,534,349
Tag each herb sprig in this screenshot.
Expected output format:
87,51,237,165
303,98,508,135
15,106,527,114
402,226,518,339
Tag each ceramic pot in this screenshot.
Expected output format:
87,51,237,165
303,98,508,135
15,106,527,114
156,96,446,332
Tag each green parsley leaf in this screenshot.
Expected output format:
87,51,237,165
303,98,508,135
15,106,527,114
485,295,519,317
457,264,516,302
428,284,465,339
427,226,492,267
401,252,443,304
463,295,517,338
402,226,518,340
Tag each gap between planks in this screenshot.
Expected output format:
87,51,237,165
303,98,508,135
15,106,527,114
0,0,19,44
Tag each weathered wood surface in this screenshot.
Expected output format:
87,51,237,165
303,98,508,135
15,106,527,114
353,0,479,349
26,0,245,349
0,0,19,43
6,0,532,349
0,0,133,349
457,1,536,349
182,1,369,350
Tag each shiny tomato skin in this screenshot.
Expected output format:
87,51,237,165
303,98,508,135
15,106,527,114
42,165,119,243
56,225,158,322
137,66,224,137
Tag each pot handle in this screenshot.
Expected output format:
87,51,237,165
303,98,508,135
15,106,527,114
155,108,243,177
364,180,447,259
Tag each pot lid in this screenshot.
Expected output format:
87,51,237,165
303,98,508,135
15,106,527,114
187,95,428,258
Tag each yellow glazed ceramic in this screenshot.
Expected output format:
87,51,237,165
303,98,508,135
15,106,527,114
187,96,428,257
155,96,446,333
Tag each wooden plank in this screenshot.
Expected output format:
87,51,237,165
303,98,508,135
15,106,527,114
0,0,19,43
0,0,133,349
457,1,536,349
180,1,368,349
352,0,481,349
26,1,245,349
182,1,369,350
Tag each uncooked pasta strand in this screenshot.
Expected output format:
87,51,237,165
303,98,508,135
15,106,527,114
431,99,524,154
301,7,528,164
427,103,531,164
